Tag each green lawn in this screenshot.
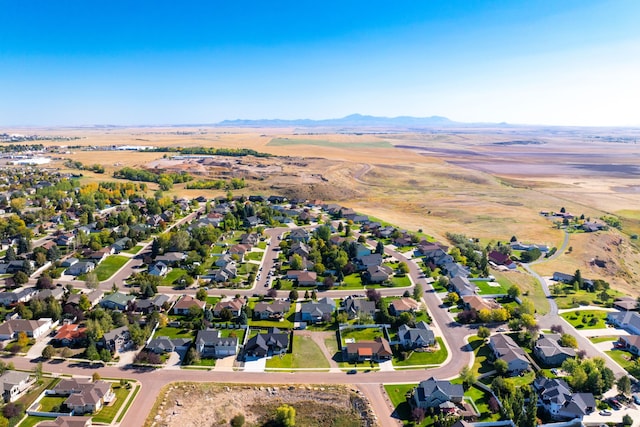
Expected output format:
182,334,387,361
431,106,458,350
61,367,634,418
474,280,509,295
390,275,411,287
153,326,194,339
265,335,330,371
550,285,625,309
342,273,363,288
341,327,383,345
123,245,144,255
383,383,417,426
37,395,67,412
116,384,140,423
588,336,618,344
161,268,188,286
94,255,129,281
560,310,609,329
468,336,494,375
393,337,447,366
245,251,264,262
19,416,56,427
249,304,296,329
92,385,132,424
605,349,640,377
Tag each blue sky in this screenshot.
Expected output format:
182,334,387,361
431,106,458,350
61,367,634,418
1,0,639,126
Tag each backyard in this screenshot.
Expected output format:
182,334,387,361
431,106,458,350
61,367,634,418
94,255,129,281
560,309,609,329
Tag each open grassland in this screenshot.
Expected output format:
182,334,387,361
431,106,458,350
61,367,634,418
28,125,640,296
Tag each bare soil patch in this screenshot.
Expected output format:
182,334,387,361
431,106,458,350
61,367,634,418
145,383,371,427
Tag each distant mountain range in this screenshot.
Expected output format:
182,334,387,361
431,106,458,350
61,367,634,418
217,113,459,127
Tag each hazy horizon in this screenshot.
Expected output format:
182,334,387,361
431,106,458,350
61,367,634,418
2,1,639,127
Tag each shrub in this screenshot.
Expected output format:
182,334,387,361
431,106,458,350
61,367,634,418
230,414,245,427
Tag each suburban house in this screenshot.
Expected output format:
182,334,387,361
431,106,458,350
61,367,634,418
413,377,464,410
488,250,516,269
462,295,501,313
52,323,87,347
397,321,435,349
154,252,186,265
61,257,79,268
0,287,38,307
0,371,34,402
145,336,191,354
134,294,171,314
290,242,311,259
534,377,595,420
243,328,289,359
101,325,130,353
552,272,575,284
356,253,383,270
300,298,336,324
534,334,576,366
99,292,136,311
38,416,92,427
111,237,132,253
0,318,53,341
450,276,477,297
345,337,392,362
582,221,604,232
608,311,640,335
365,265,393,283
195,330,238,358
213,297,245,317
228,244,250,261
173,295,206,315
253,300,291,320
342,296,376,320
66,261,95,277
614,297,638,311
286,270,317,286
489,334,530,375
616,335,640,356
214,254,234,268
66,290,104,309
148,261,168,277
35,288,65,301
389,298,420,316
51,378,115,415
289,228,310,243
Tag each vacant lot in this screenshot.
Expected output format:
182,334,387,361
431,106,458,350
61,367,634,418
145,383,370,427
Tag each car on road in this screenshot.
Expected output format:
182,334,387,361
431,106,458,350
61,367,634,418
633,394,640,405
347,369,357,375
599,410,612,416
497,327,506,332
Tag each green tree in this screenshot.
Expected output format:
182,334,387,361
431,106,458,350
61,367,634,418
42,345,55,360
477,326,490,339
13,271,28,286
398,262,409,275
288,290,299,301
617,375,632,396
78,294,91,312
412,283,423,300
290,254,303,270
459,366,476,389
219,308,233,322
196,288,208,301
507,285,521,300
494,359,509,376
85,271,99,290
623,414,633,426
275,404,296,427
560,333,578,348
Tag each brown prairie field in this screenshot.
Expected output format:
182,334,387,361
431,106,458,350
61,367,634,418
22,124,640,293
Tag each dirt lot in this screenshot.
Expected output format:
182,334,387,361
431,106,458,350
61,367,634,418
145,382,374,427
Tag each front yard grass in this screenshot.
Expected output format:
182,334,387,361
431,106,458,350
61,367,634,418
37,396,67,412
468,336,493,376
153,326,194,339
94,255,129,281
588,335,618,344
560,309,608,329
265,335,330,371
474,279,509,295
393,337,447,367
245,251,264,262
123,245,144,255
161,268,188,286
605,349,640,377
550,284,625,310
92,385,132,424
19,416,55,427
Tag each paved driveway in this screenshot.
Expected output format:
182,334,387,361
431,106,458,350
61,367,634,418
243,357,267,372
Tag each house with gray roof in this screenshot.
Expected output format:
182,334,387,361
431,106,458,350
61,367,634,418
146,336,191,354
134,294,170,314
66,290,103,309
253,300,291,320
397,321,435,349
101,325,130,353
0,371,33,402
489,334,530,375
195,330,238,358
534,333,575,367
608,311,640,335
342,296,376,320
35,287,65,301
99,292,136,311
66,261,95,277
365,265,392,283
413,377,464,409
0,287,38,307
356,253,383,270
300,298,336,324
243,328,289,359
450,276,476,297
534,377,595,420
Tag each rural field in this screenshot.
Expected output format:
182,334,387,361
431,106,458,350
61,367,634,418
22,124,640,294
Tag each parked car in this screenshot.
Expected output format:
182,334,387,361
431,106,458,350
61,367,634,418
347,370,357,375
599,410,612,416
633,394,640,405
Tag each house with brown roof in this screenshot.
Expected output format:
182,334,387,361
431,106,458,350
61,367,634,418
51,378,115,415
617,335,640,356
345,337,392,362
462,295,501,313
389,298,420,316
173,295,206,315
52,323,87,347
38,416,92,427
253,301,291,320
614,297,638,312
0,318,53,341
488,251,516,269
213,297,245,317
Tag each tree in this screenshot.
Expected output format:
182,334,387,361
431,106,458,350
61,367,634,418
85,271,99,290
397,262,409,275
42,345,55,360
230,414,245,427
366,288,382,305
459,366,476,389
219,307,233,322
510,235,518,242
36,274,54,290
288,290,299,301
477,326,490,339
2,402,22,420
560,333,578,348
4,246,15,261
92,372,101,381
444,292,459,306
375,241,385,255
275,404,296,427
623,414,633,426
85,343,100,361
290,254,303,271
494,359,509,376
573,269,584,289
196,288,208,301
17,331,28,348
617,375,632,396
13,271,28,286
507,285,521,300
183,347,200,365
413,283,423,300
0,415,8,427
